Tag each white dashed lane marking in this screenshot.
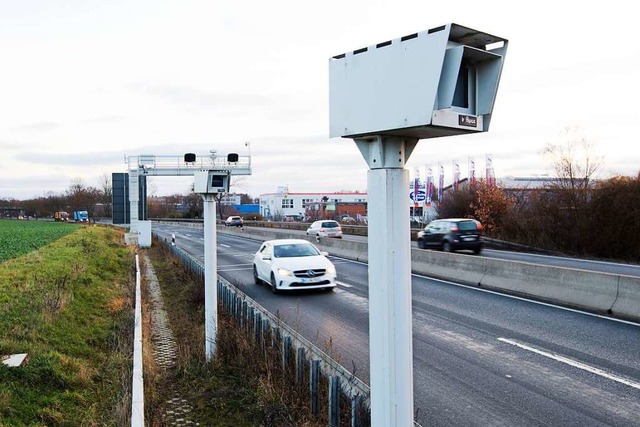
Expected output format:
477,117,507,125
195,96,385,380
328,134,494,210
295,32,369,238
498,337,640,390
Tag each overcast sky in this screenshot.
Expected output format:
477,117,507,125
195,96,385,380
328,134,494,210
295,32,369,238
1,1,638,200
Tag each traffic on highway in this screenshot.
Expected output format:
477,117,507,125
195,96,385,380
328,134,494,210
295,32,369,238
153,222,640,426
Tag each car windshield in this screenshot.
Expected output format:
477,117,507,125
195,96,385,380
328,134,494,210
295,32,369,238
457,221,478,231
273,243,320,258
322,222,339,228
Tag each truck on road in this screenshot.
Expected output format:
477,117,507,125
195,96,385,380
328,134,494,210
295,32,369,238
54,211,69,222
73,211,89,222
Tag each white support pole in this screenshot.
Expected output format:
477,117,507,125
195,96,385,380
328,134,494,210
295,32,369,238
355,136,416,427
203,194,218,359
368,168,414,426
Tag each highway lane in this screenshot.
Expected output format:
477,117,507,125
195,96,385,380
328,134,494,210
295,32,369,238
153,224,640,426
157,221,640,277
245,225,640,278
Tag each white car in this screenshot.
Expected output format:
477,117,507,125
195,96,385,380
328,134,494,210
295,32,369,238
305,220,342,239
253,239,337,293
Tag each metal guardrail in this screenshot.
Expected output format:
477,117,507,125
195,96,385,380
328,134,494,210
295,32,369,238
153,232,372,426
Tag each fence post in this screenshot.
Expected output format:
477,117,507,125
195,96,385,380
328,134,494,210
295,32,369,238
351,396,363,427
255,313,262,343
262,319,270,348
274,326,281,347
329,375,341,427
283,336,292,372
310,359,320,416
296,347,306,385
243,301,248,331
232,293,237,318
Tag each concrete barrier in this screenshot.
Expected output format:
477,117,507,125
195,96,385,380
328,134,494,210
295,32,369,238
611,275,640,321
171,223,640,323
411,249,486,286
478,258,620,314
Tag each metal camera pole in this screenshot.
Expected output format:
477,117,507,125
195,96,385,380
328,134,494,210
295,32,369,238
329,23,507,425
202,193,217,359
355,136,417,426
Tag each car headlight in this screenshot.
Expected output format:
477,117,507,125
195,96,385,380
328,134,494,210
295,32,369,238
326,265,336,275
277,268,293,277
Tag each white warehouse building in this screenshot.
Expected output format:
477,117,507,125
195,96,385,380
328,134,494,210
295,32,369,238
259,190,367,221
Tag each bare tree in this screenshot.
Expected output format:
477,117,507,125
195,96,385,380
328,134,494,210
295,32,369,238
98,173,113,218
229,176,247,193
543,127,603,193
542,128,604,253
587,173,640,260
66,178,102,220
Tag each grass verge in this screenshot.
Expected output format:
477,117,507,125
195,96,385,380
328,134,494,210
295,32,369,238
0,224,134,426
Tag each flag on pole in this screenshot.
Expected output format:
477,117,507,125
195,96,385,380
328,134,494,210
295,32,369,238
453,160,460,191
438,163,444,201
469,157,476,187
486,154,495,187
426,165,433,207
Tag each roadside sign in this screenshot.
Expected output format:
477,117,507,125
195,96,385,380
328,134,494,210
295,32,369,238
409,191,426,202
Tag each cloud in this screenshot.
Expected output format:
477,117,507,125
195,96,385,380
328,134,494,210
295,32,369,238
14,151,123,166
0,174,73,198
10,121,61,132
0,140,30,150
128,83,323,129
80,115,126,125
131,83,272,110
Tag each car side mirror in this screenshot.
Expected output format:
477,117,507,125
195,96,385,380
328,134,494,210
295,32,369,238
321,251,329,256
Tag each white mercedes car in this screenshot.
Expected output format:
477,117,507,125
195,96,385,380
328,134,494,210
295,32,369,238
253,239,337,293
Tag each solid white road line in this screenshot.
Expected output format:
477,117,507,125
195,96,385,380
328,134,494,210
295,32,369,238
336,281,352,288
416,273,640,327
498,337,640,390
218,263,253,268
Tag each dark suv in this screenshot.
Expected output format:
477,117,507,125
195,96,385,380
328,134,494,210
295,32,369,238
417,218,483,254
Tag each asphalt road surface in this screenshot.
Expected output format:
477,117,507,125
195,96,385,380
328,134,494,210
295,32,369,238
154,223,640,426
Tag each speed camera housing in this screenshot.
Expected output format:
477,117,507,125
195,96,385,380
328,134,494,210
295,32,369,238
329,23,508,139
194,170,230,194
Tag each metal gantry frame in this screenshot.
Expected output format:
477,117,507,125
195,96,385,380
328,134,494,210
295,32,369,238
125,152,251,242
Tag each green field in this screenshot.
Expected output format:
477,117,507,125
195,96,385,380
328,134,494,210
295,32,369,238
0,225,133,426
0,220,79,262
